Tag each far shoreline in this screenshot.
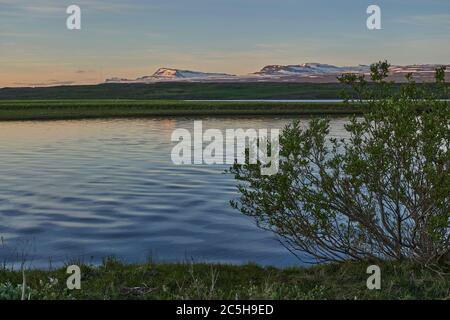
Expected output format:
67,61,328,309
0,100,364,121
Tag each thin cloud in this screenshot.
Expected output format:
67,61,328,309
0,31,45,38
395,14,450,27
75,69,94,74
13,80,76,87
0,0,157,17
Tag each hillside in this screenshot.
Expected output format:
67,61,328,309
0,83,350,100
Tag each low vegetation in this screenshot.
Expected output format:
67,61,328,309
0,82,447,101
0,100,359,121
0,83,355,100
0,259,448,300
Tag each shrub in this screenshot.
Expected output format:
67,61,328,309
230,61,449,264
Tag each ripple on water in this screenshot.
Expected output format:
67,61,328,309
0,117,349,268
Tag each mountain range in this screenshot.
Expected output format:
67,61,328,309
105,64,450,84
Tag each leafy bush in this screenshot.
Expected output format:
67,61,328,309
0,282,23,300
230,61,449,263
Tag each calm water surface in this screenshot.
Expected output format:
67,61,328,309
0,117,348,268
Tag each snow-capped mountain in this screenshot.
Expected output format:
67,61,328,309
105,64,449,84
106,68,236,83
253,63,369,76
388,64,449,74
151,68,234,79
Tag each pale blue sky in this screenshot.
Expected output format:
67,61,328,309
1,0,449,86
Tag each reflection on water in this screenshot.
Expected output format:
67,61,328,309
0,117,349,268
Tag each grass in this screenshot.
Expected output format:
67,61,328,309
0,259,448,300
0,100,363,121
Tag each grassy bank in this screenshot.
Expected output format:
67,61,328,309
0,260,448,300
0,100,361,121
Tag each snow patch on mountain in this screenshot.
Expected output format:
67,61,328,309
152,68,234,79
254,63,369,76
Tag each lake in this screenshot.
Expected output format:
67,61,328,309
0,117,349,268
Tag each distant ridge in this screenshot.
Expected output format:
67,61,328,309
151,67,235,79
105,63,450,84
253,63,368,76
106,68,236,83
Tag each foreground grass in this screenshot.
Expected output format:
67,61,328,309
0,260,448,300
0,100,361,121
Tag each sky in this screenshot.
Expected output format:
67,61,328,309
1,0,450,87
